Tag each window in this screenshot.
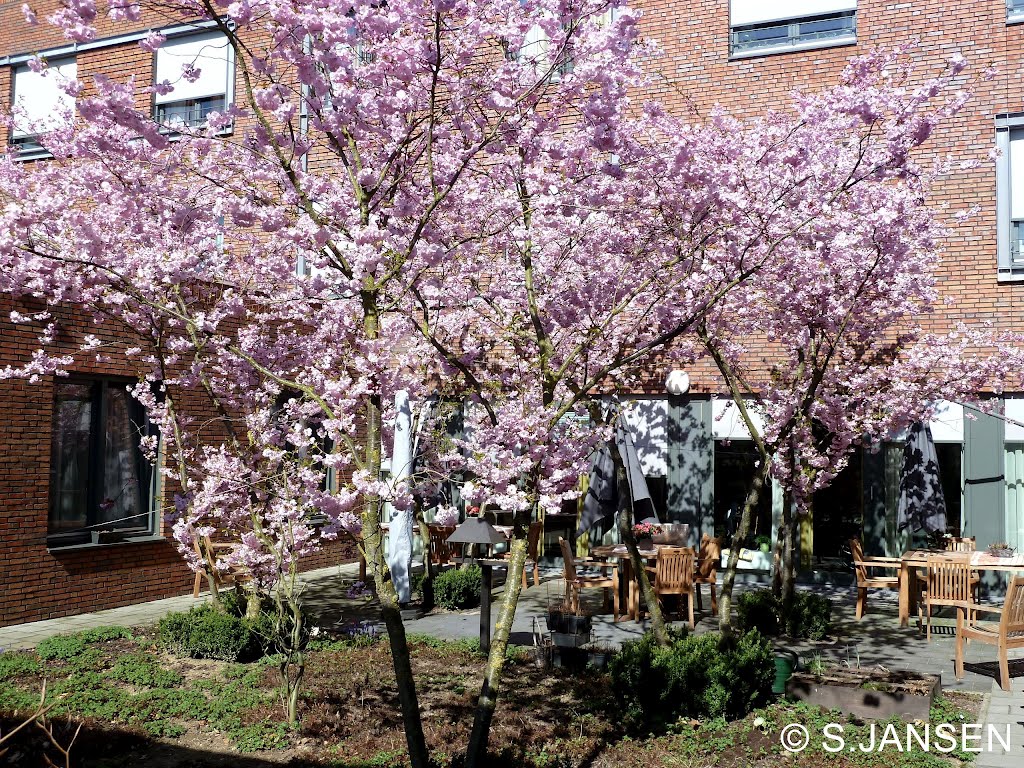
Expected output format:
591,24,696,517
154,30,234,130
996,114,1024,280
729,1,856,58
9,57,77,158
49,379,159,546
517,22,574,81
1010,0,1024,24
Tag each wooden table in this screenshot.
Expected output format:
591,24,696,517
898,549,1024,627
592,543,674,622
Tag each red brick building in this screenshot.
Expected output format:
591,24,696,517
3,1,1024,624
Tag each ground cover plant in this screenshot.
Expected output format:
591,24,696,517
0,625,981,768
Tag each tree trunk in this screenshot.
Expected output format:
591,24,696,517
608,438,669,645
360,298,430,768
464,513,531,768
718,463,770,639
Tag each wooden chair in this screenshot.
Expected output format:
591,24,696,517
945,536,976,552
428,525,458,566
558,537,618,620
694,535,721,614
956,575,1024,691
644,546,697,629
921,553,974,642
192,535,250,598
497,520,543,587
849,537,901,620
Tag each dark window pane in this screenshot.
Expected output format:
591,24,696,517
49,383,93,532
713,440,772,545
100,388,147,528
48,379,157,540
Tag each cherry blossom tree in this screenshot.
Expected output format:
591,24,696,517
689,51,1024,634
0,0,663,763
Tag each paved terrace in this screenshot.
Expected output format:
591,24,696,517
2,563,1024,766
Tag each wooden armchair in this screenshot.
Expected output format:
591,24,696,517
559,537,618,620
644,546,696,628
921,553,975,642
849,537,901,620
499,521,543,588
694,535,721,614
192,535,250,598
428,525,458,567
956,575,1024,691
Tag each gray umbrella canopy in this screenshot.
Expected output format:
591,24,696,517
577,417,657,537
897,421,948,534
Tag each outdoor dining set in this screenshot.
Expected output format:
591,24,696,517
851,536,1024,690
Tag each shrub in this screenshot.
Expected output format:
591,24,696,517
784,591,832,641
736,589,780,637
433,565,482,610
609,629,773,731
736,589,832,640
36,626,132,660
157,605,255,661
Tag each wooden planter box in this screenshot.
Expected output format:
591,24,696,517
786,669,939,721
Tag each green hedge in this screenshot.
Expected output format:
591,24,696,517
609,629,774,731
157,605,264,662
433,565,482,610
736,589,831,640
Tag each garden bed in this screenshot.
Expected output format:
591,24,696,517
786,667,940,721
0,626,982,768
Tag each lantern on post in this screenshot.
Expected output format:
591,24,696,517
447,517,508,652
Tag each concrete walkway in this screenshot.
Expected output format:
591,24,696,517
0,562,361,651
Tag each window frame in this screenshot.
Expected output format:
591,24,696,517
47,376,161,548
2,20,232,158
1009,0,1024,25
995,113,1024,281
151,28,236,135
728,9,857,60
7,56,78,161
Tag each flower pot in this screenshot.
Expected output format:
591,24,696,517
546,610,567,632
636,537,654,551
564,615,592,634
990,547,1016,558
760,543,771,554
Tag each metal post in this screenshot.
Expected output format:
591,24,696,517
480,563,492,653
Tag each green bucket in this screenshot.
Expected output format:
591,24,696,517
773,650,798,695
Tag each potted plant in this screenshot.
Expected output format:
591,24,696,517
551,604,592,648
632,521,658,550
988,542,1016,558
755,534,772,554
546,598,569,632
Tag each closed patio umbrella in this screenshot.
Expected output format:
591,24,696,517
577,416,656,536
387,390,415,603
897,421,948,535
